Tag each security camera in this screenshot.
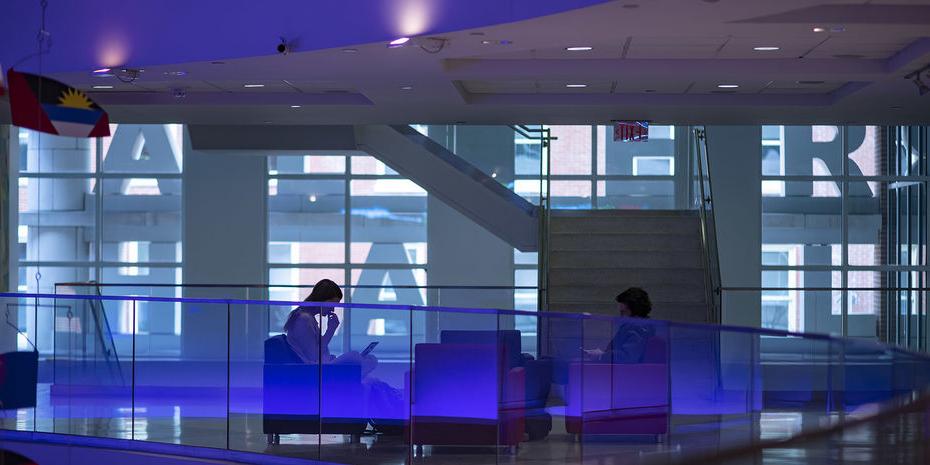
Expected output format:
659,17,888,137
277,37,290,55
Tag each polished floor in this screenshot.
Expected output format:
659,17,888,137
3,385,928,465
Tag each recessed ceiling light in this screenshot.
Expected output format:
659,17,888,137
812,27,826,32
566,46,593,51
566,84,588,88
753,46,780,51
92,68,114,77
388,37,410,48
400,85,413,90
243,84,265,88
717,84,739,88
290,105,301,108
341,48,358,53
92,85,113,89
481,40,492,45
308,195,318,202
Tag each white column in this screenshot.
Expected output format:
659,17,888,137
705,126,762,328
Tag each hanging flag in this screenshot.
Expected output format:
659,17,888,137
6,68,109,138
613,121,649,142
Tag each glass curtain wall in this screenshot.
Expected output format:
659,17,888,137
266,152,427,358
14,124,184,356
760,125,927,349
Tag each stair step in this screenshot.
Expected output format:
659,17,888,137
549,250,704,269
549,268,706,287
547,302,710,323
550,216,701,235
551,209,698,218
548,284,707,303
550,233,703,251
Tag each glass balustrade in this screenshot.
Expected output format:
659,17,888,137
2,291,929,465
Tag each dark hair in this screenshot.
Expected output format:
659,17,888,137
305,279,343,303
283,279,343,333
616,287,652,318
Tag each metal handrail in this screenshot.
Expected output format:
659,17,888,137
693,127,723,323
55,282,542,290
722,286,930,291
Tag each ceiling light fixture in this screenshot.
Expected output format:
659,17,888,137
717,84,739,88
812,26,826,32
566,84,588,88
243,84,265,88
290,105,301,108
92,85,113,89
566,46,593,51
388,37,411,48
387,36,447,53
753,46,780,51
400,85,413,90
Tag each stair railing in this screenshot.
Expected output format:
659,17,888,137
692,127,723,323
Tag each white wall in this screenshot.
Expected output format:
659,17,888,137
705,126,762,328
182,130,267,360
426,126,516,332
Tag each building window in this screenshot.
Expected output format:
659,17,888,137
14,124,184,356
760,125,924,342
266,150,428,358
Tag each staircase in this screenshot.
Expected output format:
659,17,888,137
547,210,712,323
356,125,540,251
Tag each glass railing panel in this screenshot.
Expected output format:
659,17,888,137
414,124,546,206
576,316,670,462
5,291,930,465
132,299,227,447
539,311,583,463
234,301,321,457
44,294,131,438
320,304,410,464
0,296,43,433
596,179,676,210
410,303,504,460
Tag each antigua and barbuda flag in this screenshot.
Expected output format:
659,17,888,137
6,68,109,137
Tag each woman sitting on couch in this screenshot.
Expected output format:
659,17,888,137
283,279,376,377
